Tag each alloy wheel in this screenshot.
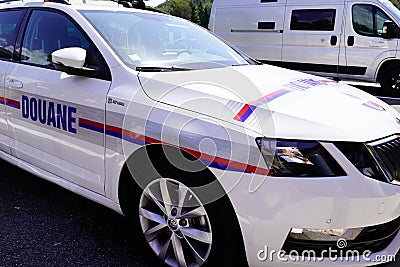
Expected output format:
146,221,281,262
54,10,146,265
139,178,212,267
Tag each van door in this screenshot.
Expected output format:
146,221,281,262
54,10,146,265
281,4,344,77
212,0,286,61
341,1,398,81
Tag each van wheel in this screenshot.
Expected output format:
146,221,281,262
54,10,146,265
125,158,247,267
379,65,400,97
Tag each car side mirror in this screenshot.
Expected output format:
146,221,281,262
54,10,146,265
382,21,400,39
51,47,100,78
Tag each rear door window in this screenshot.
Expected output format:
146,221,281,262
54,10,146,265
0,9,25,60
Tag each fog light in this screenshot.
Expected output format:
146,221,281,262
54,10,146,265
289,227,364,241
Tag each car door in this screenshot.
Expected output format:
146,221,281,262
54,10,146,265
282,4,344,77
341,1,399,80
6,8,112,194
0,8,26,154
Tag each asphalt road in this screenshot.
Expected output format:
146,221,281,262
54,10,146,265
0,84,399,267
0,159,151,266
1,157,399,267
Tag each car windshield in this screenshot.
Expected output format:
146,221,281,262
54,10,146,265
80,10,252,71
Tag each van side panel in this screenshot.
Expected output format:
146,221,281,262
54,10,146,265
213,1,286,61
281,2,345,76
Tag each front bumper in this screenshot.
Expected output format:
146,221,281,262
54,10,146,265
214,142,400,266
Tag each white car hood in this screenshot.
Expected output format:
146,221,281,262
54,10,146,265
138,64,400,142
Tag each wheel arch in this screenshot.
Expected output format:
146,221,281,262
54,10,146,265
118,143,249,266
118,144,226,217
377,59,400,82
117,143,248,265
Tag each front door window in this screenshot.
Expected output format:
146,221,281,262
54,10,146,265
352,4,392,37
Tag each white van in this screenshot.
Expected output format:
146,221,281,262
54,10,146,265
209,0,400,95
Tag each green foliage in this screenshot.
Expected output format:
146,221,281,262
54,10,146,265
157,0,191,20
390,0,400,9
156,0,213,28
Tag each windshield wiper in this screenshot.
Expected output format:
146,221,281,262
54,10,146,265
231,64,249,67
136,66,193,72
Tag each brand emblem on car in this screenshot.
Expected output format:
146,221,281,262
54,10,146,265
107,97,125,107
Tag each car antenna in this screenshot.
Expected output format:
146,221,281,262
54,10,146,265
110,0,165,13
111,0,146,9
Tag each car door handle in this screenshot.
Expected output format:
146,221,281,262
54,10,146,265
5,79,23,89
330,36,338,46
347,36,355,46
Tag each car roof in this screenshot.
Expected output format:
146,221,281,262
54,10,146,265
0,0,163,15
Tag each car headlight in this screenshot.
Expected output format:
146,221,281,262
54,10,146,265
256,138,345,177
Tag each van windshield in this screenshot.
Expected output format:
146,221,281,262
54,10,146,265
80,10,253,71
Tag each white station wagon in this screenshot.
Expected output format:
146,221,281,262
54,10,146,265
0,0,400,266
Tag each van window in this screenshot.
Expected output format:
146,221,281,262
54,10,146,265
0,9,24,60
290,9,336,31
352,4,392,37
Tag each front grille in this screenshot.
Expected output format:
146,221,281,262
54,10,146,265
371,136,400,183
282,216,400,257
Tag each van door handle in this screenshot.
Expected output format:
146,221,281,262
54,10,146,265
5,79,23,89
347,36,355,46
330,36,338,46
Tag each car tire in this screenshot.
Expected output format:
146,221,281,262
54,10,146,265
379,65,400,97
125,146,248,267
